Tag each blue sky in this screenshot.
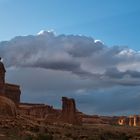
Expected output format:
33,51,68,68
0,0,140,50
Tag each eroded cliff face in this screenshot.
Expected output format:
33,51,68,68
18,103,61,122
0,60,21,104
18,97,82,125
59,97,82,125
0,96,17,117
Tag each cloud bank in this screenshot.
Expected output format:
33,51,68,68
1,30,140,115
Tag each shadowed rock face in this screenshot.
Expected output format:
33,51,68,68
0,61,6,95
18,103,61,120
0,60,21,104
0,96,17,117
61,97,81,125
18,97,82,125
62,97,76,116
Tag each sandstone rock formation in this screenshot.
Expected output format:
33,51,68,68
118,116,129,126
18,103,61,119
18,97,82,125
128,115,140,126
0,59,21,104
0,96,17,117
81,114,104,124
60,97,81,125
117,115,140,127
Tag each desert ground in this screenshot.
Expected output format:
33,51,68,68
0,116,140,140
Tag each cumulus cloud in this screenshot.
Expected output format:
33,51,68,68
1,30,140,87
1,30,140,115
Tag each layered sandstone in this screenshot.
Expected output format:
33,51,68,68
0,96,17,117
18,97,82,125
118,115,140,127
18,103,61,119
4,83,21,104
60,97,81,125
81,114,104,124
0,60,21,104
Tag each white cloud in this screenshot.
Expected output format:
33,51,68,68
94,39,104,44
37,29,55,36
1,30,140,85
118,48,136,56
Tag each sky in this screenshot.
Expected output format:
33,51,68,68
0,0,140,115
0,0,140,49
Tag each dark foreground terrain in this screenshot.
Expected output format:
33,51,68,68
0,116,140,140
